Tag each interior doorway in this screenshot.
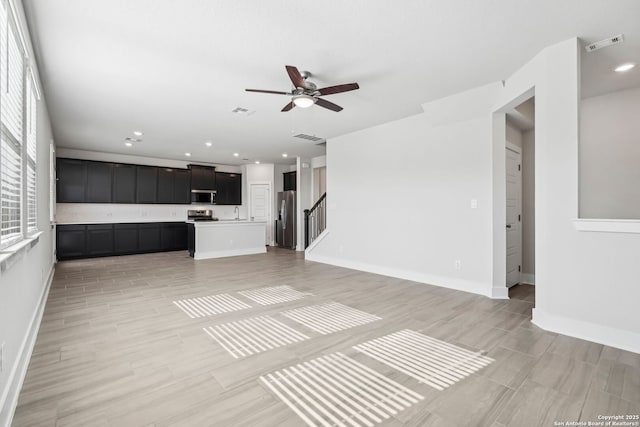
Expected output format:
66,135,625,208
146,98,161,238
504,96,536,304
505,143,522,287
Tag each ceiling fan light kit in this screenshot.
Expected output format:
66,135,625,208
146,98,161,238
245,65,360,112
292,94,316,108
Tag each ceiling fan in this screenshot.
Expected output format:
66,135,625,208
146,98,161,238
246,65,359,112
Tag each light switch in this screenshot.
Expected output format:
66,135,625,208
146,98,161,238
470,199,478,209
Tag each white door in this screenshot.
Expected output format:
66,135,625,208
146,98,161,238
250,183,271,245
506,145,522,287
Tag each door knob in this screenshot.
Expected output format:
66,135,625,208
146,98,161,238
506,224,512,229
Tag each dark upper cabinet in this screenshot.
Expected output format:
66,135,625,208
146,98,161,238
57,158,86,202
112,163,136,203
157,168,174,203
136,166,158,204
56,224,86,258
189,165,216,190
57,158,190,205
157,168,191,204
173,169,191,204
283,171,297,191
215,172,242,205
85,161,113,203
86,224,114,256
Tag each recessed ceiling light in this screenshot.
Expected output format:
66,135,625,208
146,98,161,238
205,142,212,147
133,131,143,136
615,63,636,72
233,153,239,157
124,142,133,147
185,152,191,157
255,160,260,164
282,153,288,158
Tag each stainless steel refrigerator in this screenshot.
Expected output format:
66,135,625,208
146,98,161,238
276,190,296,249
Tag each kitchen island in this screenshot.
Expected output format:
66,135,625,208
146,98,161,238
187,220,267,260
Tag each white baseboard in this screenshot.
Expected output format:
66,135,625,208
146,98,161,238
491,287,509,299
0,263,55,427
194,247,266,260
305,253,492,298
521,273,535,285
532,308,640,354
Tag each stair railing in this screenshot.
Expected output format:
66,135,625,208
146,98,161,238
304,192,327,249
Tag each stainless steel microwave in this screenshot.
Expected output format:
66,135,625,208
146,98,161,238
191,190,216,204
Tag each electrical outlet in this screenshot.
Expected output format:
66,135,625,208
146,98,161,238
454,260,462,270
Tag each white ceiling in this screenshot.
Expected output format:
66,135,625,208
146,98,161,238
22,0,640,166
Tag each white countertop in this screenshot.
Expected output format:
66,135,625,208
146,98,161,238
187,219,266,226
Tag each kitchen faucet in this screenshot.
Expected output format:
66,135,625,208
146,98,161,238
234,206,239,220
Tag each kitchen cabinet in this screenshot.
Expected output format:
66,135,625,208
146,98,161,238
57,222,187,260
57,158,86,203
283,171,297,191
136,166,158,204
56,224,86,259
160,222,188,251
138,223,161,252
173,169,191,204
158,168,191,204
189,165,216,190
112,163,137,203
114,223,138,254
86,224,114,256
215,172,242,205
85,161,113,203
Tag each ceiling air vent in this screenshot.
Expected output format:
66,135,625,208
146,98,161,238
231,107,254,115
293,133,326,144
585,34,624,52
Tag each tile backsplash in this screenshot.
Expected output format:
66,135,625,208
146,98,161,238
56,203,247,224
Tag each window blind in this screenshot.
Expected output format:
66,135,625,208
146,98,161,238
0,0,26,249
26,78,37,233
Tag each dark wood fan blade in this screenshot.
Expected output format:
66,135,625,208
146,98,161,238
315,98,343,112
281,102,295,112
285,65,306,88
317,83,360,96
245,89,290,95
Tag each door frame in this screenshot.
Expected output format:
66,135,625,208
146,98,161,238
248,181,273,246
505,141,522,288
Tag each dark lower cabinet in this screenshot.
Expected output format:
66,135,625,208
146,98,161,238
56,225,86,259
160,223,188,251
57,222,188,260
187,223,195,257
86,224,114,256
114,223,138,254
138,223,161,253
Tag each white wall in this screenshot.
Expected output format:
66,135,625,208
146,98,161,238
310,37,640,353
579,87,640,219
0,3,56,424
307,108,495,296
296,157,312,250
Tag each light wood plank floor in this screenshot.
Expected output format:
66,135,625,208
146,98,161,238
13,248,640,426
